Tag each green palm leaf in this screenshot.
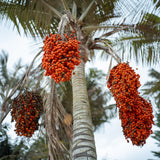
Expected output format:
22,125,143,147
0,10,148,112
0,0,60,37
0,0,118,38
143,68,160,107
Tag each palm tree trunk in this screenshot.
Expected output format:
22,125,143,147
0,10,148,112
72,59,97,160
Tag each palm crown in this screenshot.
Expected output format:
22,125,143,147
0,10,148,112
0,0,160,159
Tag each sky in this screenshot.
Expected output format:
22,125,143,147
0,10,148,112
0,22,160,160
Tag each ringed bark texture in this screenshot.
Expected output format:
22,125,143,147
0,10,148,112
72,60,97,160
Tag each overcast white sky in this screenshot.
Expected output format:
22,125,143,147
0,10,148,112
0,22,160,160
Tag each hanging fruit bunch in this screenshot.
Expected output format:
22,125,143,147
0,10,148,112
42,31,81,83
107,62,154,146
11,90,43,137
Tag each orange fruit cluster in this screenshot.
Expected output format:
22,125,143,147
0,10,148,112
11,91,43,137
107,62,154,146
42,31,81,83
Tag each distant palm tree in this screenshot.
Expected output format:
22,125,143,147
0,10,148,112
1,0,160,159
0,123,49,160
22,134,49,160
0,50,23,120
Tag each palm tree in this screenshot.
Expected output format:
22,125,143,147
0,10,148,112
0,0,160,159
0,50,24,120
22,133,49,160
0,123,49,160
0,123,28,160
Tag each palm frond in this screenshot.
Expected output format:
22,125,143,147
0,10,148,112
149,68,160,79
57,80,73,114
0,0,119,38
40,0,62,18
114,0,158,25
89,1,160,64
82,25,119,33
91,11,160,64
142,68,160,107
79,0,95,22
72,1,77,18
143,69,160,95
96,26,129,39
143,82,160,95
45,79,72,160
153,0,160,8
61,0,70,11
0,50,9,86
0,0,60,38
109,31,160,65
82,0,118,25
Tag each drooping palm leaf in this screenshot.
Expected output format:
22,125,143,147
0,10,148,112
0,0,118,38
94,11,160,64
111,33,160,64
149,68,160,79
0,0,60,37
44,79,72,160
90,1,160,65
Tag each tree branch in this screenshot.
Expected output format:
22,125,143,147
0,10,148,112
89,42,120,63
40,0,62,18
0,50,42,126
102,40,121,63
58,14,69,38
61,0,70,11
95,26,129,39
23,50,42,88
106,56,113,84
